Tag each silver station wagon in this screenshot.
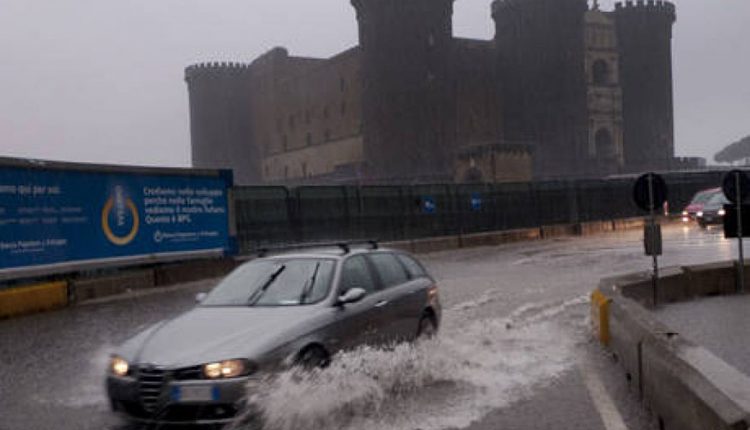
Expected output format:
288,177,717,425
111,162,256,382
106,241,441,425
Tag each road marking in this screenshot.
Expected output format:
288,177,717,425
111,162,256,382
579,365,630,430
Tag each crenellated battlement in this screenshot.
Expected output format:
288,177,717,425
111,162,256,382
614,0,675,21
492,0,588,19
184,61,252,81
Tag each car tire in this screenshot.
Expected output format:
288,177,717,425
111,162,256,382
417,314,437,339
297,346,331,370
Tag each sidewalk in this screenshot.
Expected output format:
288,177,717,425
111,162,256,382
656,294,750,377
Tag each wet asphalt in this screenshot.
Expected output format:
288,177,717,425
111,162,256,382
0,222,739,430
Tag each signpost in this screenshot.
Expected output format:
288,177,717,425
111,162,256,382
633,173,668,306
722,170,749,293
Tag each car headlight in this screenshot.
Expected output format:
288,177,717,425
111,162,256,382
203,359,251,379
110,356,130,377
719,209,726,216
682,211,688,216
697,211,704,218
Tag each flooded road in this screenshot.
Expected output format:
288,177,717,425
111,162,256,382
0,223,736,430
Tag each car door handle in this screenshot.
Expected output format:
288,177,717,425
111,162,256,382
374,300,389,308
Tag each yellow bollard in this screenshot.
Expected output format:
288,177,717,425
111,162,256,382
590,289,611,346
0,281,68,319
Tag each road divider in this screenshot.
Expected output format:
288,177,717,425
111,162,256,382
593,261,750,430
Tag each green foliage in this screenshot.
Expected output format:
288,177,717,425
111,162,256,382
715,135,750,163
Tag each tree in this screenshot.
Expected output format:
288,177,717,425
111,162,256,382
715,135,750,164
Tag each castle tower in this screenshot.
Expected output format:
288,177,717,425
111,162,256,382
185,63,259,184
351,0,457,182
493,0,590,179
614,0,676,172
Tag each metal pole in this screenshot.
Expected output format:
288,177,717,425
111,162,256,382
648,174,659,306
736,173,745,293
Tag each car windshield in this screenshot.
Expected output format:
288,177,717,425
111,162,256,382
201,258,335,307
692,191,718,205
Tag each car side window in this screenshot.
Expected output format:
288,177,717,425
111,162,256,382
368,253,409,288
339,256,377,294
396,254,427,279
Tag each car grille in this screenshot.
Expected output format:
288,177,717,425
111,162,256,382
137,366,168,413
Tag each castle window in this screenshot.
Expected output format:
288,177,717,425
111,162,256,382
341,101,347,116
306,133,312,146
302,162,308,177
340,78,346,93
593,60,609,86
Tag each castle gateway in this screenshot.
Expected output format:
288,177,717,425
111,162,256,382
186,0,679,185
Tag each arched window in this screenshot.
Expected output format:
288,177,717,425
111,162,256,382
592,60,609,86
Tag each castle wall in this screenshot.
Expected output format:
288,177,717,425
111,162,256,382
254,48,362,164
263,136,364,182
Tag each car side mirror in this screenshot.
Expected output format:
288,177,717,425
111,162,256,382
337,288,366,306
195,292,208,304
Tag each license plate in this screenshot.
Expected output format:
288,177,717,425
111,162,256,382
172,385,217,402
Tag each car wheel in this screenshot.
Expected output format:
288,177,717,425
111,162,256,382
417,314,437,339
699,221,707,229
297,346,330,370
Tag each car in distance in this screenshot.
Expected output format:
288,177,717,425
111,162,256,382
106,241,441,425
697,192,730,228
682,187,722,223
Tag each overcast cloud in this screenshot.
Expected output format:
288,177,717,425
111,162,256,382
0,0,748,167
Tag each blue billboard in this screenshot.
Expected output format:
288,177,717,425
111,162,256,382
0,164,232,272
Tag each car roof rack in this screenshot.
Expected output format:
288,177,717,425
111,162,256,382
257,240,379,257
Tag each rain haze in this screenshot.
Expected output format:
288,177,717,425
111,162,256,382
0,0,748,167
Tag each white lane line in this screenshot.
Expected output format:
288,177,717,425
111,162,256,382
579,365,630,430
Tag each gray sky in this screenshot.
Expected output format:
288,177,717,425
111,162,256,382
0,0,748,167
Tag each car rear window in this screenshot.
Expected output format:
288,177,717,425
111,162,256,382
368,253,409,288
396,254,427,279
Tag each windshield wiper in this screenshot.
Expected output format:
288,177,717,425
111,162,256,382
247,264,286,306
298,262,321,305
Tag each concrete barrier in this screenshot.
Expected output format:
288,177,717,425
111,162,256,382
0,281,68,319
71,269,155,302
540,223,578,239
154,259,239,287
594,261,750,430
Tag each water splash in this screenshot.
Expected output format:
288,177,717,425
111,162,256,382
236,296,588,430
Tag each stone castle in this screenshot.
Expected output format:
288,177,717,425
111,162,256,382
186,0,681,185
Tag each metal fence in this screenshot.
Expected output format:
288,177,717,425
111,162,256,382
233,171,726,254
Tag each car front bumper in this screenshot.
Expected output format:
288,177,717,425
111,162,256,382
107,374,255,425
